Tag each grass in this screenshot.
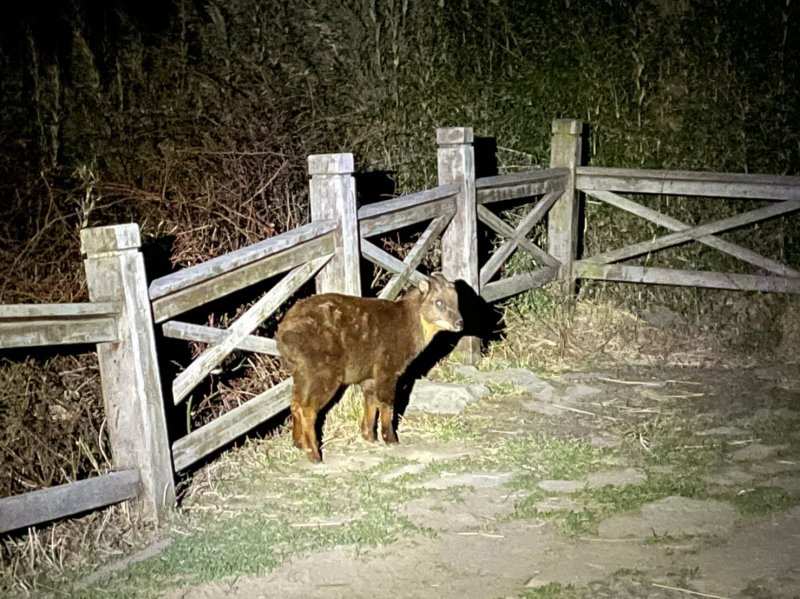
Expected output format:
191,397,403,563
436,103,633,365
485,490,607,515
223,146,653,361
8,307,800,596
71,458,425,598
731,486,796,516
520,582,578,598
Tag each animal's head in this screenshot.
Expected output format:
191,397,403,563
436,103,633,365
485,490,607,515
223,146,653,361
417,273,463,339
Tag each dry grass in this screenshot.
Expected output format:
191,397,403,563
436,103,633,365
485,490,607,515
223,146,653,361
488,288,777,373
0,501,155,596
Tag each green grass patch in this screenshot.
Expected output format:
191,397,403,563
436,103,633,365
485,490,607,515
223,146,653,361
73,461,425,598
730,486,797,516
520,582,579,598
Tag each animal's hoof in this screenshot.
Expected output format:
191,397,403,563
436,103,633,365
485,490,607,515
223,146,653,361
382,434,399,445
361,431,377,443
306,450,322,463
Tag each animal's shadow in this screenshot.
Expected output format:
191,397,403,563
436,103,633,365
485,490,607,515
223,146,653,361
393,278,502,439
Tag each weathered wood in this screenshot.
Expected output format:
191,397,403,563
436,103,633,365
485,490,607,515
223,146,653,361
438,126,481,364
81,224,175,522
149,220,337,300
476,179,567,205
172,254,330,405
309,154,361,296
548,119,583,294
479,190,562,286
361,240,428,286
476,167,570,190
576,167,800,201
378,214,452,300
358,199,457,238
585,200,800,265
584,189,800,278
151,234,335,323
477,204,560,270
0,302,119,349
476,168,568,205
172,379,293,472
574,262,800,294
0,469,141,534
358,184,459,221
480,267,560,303
477,206,558,271
162,321,279,355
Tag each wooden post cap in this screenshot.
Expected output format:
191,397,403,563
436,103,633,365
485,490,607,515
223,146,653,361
551,119,583,136
80,224,142,256
307,153,355,176
436,127,474,145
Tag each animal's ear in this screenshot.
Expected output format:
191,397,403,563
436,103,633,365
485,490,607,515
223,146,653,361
430,272,450,287
417,278,430,295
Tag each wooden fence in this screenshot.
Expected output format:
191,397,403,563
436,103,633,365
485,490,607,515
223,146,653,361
2,118,798,534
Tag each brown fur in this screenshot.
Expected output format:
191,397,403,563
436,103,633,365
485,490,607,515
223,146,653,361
276,274,462,462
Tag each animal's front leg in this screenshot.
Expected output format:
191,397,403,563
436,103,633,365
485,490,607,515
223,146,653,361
378,402,398,444
375,376,399,444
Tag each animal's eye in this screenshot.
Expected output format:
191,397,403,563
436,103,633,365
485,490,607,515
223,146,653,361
435,299,444,308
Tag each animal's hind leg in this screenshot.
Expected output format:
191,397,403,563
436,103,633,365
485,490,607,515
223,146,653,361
290,401,305,449
360,379,378,442
290,372,311,450
292,369,340,462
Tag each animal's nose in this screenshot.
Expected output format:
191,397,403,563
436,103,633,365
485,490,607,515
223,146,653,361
455,318,464,330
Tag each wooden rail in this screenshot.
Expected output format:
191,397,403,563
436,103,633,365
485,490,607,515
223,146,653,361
0,469,140,534
149,221,337,322
576,167,800,201
476,168,568,204
358,184,459,238
171,255,331,405
162,321,279,355
575,263,800,294
0,302,119,349
172,379,293,471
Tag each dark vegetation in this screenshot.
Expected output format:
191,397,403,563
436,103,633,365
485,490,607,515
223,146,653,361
1,0,799,587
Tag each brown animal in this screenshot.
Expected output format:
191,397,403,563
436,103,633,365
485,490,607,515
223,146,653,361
276,273,463,462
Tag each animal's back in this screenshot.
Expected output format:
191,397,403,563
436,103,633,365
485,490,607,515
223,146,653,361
276,293,412,382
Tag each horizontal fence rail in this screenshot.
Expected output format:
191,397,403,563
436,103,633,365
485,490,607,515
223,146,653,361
149,220,338,323
576,167,800,294
0,469,140,534
576,167,800,201
0,302,120,349
358,183,459,238
575,263,800,294
476,167,568,205
162,321,280,355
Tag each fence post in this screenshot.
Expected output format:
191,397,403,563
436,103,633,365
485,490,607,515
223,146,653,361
81,224,175,522
437,127,481,365
308,153,362,296
548,118,583,295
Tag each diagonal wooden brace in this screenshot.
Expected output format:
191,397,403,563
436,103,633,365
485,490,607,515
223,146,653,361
378,214,452,300
587,200,800,265
171,254,331,405
478,190,561,286
585,190,800,277
361,240,429,287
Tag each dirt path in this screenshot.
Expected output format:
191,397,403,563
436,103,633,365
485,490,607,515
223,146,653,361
85,362,800,599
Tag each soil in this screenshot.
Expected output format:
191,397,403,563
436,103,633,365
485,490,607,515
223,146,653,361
139,362,800,598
